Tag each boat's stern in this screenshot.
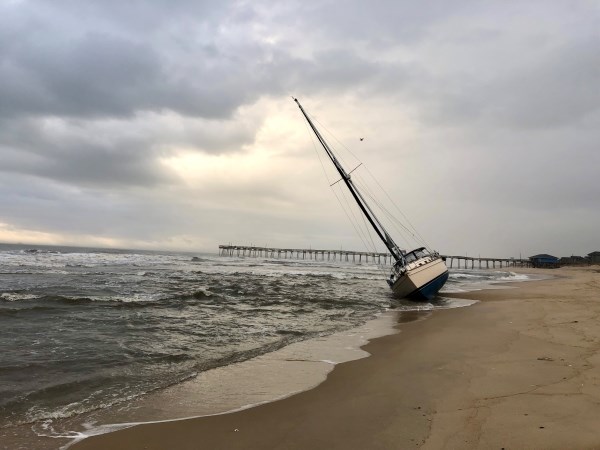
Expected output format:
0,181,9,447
390,256,449,300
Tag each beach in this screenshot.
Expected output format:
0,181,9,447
71,266,600,449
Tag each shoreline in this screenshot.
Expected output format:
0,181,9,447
6,311,403,450
63,311,401,445
72,266,600,449
10,284,478,449
60,301,475,448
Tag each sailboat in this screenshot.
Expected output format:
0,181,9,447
294,98,449,300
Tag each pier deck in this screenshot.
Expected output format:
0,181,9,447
218,245,532,269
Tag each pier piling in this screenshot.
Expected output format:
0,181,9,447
217,245,532,268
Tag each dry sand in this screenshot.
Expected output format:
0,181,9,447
73,266,600,450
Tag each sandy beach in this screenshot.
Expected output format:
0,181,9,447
73,266,600,449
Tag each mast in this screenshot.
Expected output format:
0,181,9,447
294,98,403,263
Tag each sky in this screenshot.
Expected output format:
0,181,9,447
0,0,598,258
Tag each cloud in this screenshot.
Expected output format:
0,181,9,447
0,0,449,123
0,108,266,189
0,0,598,256
420,38,600,129
0,1,271,120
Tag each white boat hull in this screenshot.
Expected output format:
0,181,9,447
391,257,449,300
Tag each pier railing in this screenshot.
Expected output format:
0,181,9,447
219,245,393,264
218,245,532,269
443,255,531,269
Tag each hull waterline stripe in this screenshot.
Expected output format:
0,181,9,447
404,270,450,301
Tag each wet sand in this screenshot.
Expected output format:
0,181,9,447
73,266,600,449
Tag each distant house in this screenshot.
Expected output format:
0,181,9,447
588,251,600,264
560,255,587,265
530,254,560,268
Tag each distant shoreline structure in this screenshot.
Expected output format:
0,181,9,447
217,244,533,269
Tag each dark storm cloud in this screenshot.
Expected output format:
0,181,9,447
420,38,600,129
0,0,391,189
0,33,163,119
0,117,173,187
2,0,597,126
0,0,272,120
448,129,600,211
0,0,415,123
282,0,479,46
0,20,252,120
284,49,384,95
0,112,262,187
491,40,600,129
0,0,389,192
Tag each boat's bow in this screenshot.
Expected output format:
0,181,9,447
389,248,449,300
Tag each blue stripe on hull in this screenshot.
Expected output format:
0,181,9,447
405,271,449,301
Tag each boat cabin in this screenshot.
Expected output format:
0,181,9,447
391,247,431,273
402,247,431,265
389,247,435,286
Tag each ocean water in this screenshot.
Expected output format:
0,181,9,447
0,243,530,447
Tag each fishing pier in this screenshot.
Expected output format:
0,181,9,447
218,245,532,269
444,255,531,269
219,245,394,264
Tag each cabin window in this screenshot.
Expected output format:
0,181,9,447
404,253,417,264
414,249,429,259
404,248,430,264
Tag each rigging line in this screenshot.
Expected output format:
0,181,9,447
305,115,370,250
309,109,431,251
306,112,362,171
335,183,375,253
341,180,380,255
329,163,362,187
344,172,386,255
339,183,373,251
332,183,369,250
297,99,401,261
359,199,382,261
313,111,431,250
348,163,363,174
363,191,428,252
303,118,333,185
363,171,426,245
352,198,391,277
369,201,415,250
334,182,372,251
360,205,376,251
332,189,387,278
331,185,373,254
358,189,426,252
301,109,390,275
307,125,374,255
310,117,387,264
355,169,431,252
361,165,432,249
307,108,428,247
350,174,420,242
378,206,416,244
303,114,374,254
310,114,364,163
356,180,424,244
306,115,375,252
360,195,412,247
